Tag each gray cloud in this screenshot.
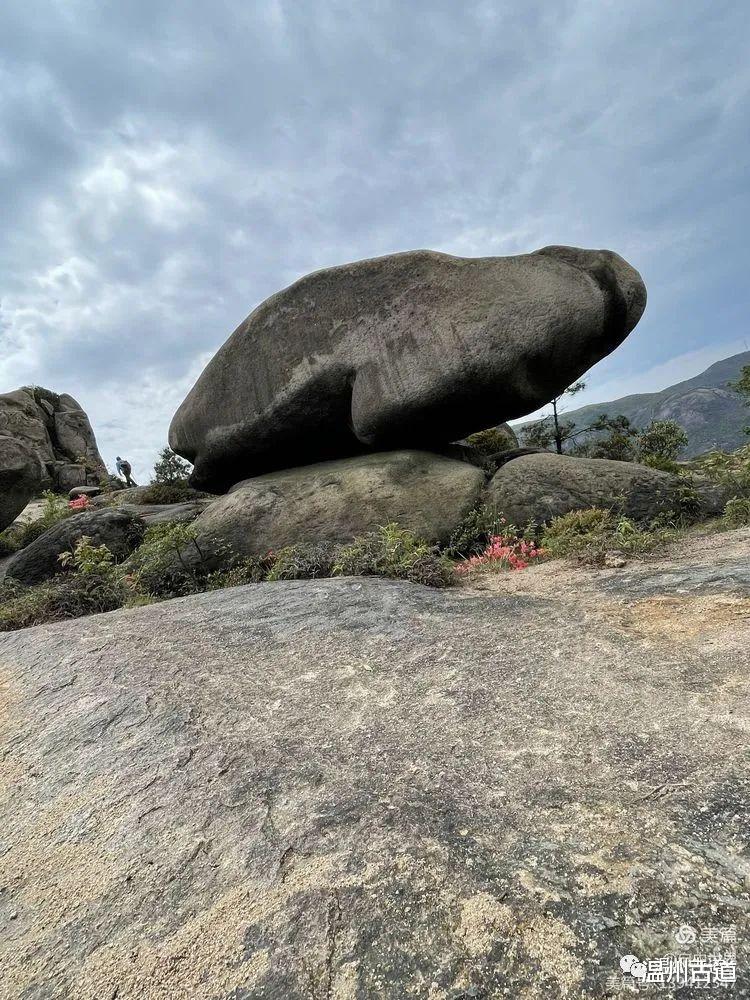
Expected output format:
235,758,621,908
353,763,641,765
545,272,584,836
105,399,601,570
1,0,749,481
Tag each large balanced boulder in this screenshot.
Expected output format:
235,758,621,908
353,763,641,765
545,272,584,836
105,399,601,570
5,508,145,586
170,246,646,491
0,436,41,531
192,450,486,558
487,452,726,526
0,563,748,997
0,386,107,493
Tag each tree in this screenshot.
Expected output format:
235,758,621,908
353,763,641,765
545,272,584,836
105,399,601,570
152,447,192,484
637,419,688,466
521,381,587,454
587,414,639,461
729,365,750,436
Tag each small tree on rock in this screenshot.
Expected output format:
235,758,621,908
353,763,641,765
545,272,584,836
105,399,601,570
522,381,587,454
152,447,192,484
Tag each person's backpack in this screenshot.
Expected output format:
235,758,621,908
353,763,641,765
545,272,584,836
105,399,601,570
121,460,131,476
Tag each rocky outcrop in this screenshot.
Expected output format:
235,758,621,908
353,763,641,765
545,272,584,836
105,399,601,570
4,508,145,586
192,449,485,559
0,548,747,997
487,452,726,526
0,387,107,496
0,436,40,531
170,246,646,491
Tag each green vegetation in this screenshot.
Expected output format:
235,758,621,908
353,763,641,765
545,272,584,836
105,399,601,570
522,380,587,453
133,480,206,505
266,542,338,581
444,504,510,558
729,364,750,437
333,524,456,588
0,536,125,632
152,446,193,483
637,419,689,468
0,491,73,555
465,427,516,456
722,497,750,528
540,508,676,564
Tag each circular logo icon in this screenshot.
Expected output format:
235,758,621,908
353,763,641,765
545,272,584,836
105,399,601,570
674,924,697,946
620,955,639,973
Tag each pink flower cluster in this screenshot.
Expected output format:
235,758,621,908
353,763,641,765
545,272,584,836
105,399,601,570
457,534,546,573
68,495,90,511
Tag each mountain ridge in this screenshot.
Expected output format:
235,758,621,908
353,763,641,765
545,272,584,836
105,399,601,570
518,350,750,457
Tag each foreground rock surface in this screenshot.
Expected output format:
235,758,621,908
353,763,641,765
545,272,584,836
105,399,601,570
4,508,145,585
0,386,107,498
488,452,726,525
194,449,485,557
1,530,748,999
170,245,646,491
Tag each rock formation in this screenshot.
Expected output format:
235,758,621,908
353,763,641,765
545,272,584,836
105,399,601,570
170,246,646,492
192,450,485,559
0,387,108,507
0,436,40,532
4,508,145,586
487,453,728,526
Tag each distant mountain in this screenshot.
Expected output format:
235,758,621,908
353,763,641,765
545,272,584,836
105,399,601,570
518,350,750,457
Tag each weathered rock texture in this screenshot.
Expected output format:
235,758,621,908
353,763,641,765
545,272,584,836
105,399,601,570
193,449,486,558
0,387,107,498
170,246,646,491
487,452,726,525
0,436,40,531
1,529,748,998
4,508,145,586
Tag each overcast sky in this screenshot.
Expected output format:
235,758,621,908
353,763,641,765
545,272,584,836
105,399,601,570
1,0,748,481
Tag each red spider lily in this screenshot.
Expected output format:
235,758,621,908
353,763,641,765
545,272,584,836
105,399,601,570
457,534,546,574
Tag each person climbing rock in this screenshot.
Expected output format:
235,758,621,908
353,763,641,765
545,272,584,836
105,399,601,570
115,456,137,487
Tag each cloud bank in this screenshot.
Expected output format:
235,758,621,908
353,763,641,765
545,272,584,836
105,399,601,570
1,0,748,480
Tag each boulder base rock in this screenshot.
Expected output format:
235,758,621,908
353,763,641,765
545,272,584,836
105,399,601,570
0,436,41,531
5,508,145,586
487,452,726,526
170,246,646,491
0,387,107,494
192,449,486,558
0,553,748,997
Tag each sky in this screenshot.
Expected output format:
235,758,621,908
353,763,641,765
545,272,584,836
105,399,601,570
1,0,749,482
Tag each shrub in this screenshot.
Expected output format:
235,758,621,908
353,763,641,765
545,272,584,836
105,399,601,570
134,481,207,505
0,530,21,557
204,556,273,590
0,575,125,632
125,522,216,598
266,542,338,581
332,523,455,587
457,534,546,574
722,497,750,528
689,446,750,498
640,454,681,474
444,504,510,558
540,508,675,564
18,491,72,547
0,538,125,632
465,427,516,456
